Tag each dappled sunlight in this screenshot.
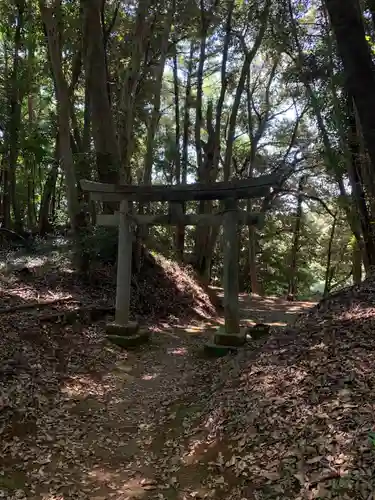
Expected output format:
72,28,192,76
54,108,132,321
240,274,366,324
61,375,112,399
41,495,65,500
0,259,351,500
241,364,309,400
86,468,147,498
167,346,189,356
141,372,160,380
0,285,75,305
338,305,375,321
182,437,208,465
0,254,50,273
182,436,224,466
309,341,328,351
184,325,211,334
154,317,224,339
285,305,306,312
87,468,114,483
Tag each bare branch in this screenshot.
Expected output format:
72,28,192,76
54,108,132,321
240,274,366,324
279,189,336,217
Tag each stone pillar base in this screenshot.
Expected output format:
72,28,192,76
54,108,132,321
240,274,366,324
204,332,245,357
106,321,139,336
214,332,246,346
105,322,149,349
203,343,238,357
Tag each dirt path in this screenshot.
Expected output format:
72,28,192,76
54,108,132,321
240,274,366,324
1,295,315,500
239,294,316,326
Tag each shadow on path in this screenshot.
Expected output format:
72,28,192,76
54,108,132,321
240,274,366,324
0,291,317,500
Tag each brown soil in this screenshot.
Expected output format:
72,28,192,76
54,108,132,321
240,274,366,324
3,260,375,499
0,260,313,500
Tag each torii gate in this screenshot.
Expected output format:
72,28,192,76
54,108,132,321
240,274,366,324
80,173,280,353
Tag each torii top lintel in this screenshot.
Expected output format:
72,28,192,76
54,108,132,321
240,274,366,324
80,171,281,203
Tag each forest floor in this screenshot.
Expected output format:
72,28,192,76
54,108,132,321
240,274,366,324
1,250,375,499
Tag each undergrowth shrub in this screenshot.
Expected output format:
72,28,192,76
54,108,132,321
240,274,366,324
81,227,118,265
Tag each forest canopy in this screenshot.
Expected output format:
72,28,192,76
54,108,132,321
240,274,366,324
1,0,375,298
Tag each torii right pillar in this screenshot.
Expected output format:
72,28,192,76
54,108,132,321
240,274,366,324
222,198,241,336
205,199,245,355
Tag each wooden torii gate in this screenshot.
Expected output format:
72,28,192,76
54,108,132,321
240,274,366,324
80,173,280,352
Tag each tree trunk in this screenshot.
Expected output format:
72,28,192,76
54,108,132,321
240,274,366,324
244,60,277,296
212,0,234,179
135,11,172,267
196,2,237,282
288,176,306,298
346,94,375,268
177,42,194,263
194,0,206,180
325,0,375,182
2,43,10,229
4,0,25,231
192,4,213,281
323,212,337,297
352,99,375,217
247,216,262,295
26,93,38,230
143,21,171,185
223,0,271,181
352,236,363,284
290,0,366,254
40,1,82,266
117,0,152,183
173,49,184,260
182,42,194,188
39,135,59,235
82,0,120,187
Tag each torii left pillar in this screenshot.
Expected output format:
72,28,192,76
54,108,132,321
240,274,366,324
105,199,149,348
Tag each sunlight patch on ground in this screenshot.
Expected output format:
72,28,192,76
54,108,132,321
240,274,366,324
1,251,71,275
241,365,309,401
61,375,111,398
86,469,148,498
87,468,114,483
167,347,188,356
141,372,160,380
184,326,208,334
286,305,305,312
0,285,74,304
182,436,223,466
338,306,375,320
309,342,328,352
